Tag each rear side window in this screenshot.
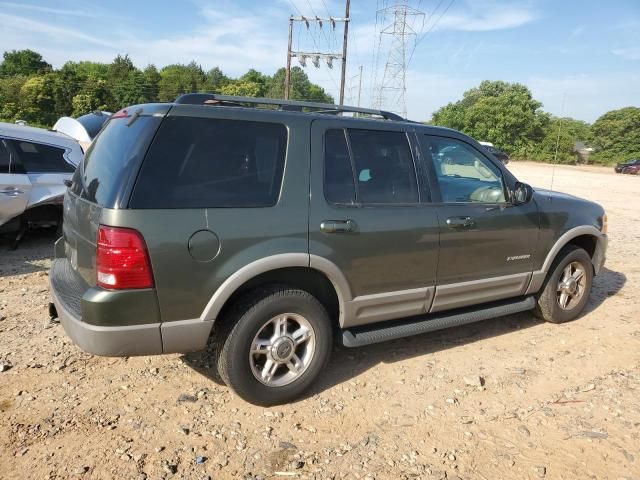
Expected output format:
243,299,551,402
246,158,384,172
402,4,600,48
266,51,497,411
79,116,162,206
9,140,74,173
323,128,419,205
130,117,287,209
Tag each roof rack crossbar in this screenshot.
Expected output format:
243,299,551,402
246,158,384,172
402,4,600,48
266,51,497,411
174,93,404,121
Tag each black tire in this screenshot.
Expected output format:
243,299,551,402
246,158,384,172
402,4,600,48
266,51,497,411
215,286,332,406
534,245,593,323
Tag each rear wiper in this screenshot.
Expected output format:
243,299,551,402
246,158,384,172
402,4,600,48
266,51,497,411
127,108,143,127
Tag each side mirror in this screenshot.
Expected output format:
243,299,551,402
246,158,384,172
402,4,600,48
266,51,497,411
512,182,533,205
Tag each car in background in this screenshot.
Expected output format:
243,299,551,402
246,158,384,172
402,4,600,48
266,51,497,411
479,141,510,164
614,159,640,174
53,111,111,151
0,122,83,247
621,164,640,175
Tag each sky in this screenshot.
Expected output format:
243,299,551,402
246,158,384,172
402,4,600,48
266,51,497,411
0,0,638,123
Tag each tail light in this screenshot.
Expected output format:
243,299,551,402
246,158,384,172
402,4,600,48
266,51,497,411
96,225,154,289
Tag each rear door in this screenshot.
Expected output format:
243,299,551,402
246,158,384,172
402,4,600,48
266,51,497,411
419,134,540,312
309,119,439,328
8,139,75,208
0,138,32,226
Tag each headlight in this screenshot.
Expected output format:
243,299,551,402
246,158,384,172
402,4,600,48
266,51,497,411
601,213,608,234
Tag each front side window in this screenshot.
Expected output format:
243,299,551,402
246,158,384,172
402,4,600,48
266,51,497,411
9,140,74,174
423,136,506,203
323,128,419,205
131,117,287,208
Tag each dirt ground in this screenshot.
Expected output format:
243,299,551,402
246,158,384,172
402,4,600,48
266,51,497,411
0,162,638,480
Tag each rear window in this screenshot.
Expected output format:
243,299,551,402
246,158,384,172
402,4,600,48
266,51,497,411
77,115,161,206
130,116,288,209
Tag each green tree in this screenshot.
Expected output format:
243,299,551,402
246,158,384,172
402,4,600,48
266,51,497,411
158,62,206,102
0,49,51,77
590,107,640,164
267,67,333,103
205,67,230,91
432,80,549,156
219,81,262,97
19,74,58,124
0,76,27,121
528,117,593,164
71,78,110,116
142,64,161,102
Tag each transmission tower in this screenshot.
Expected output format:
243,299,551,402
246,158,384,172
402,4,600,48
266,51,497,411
372,0,424,117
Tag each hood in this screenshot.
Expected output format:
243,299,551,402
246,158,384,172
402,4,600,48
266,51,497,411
53,111,111,152
533,188,581,201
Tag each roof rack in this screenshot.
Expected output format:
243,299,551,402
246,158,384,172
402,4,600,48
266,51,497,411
174,93,405,121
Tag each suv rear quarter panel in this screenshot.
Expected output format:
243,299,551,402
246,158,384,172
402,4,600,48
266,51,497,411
111,107,312,323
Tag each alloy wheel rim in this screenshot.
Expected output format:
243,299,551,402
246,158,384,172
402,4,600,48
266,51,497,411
249,313,316,387
556,261,587,310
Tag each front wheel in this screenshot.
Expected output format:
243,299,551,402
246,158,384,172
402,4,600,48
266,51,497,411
215,286,332,405
534,245,593,323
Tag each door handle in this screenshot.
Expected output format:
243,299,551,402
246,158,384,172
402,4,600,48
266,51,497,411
320,219,357,233
0,187,24,196
446,216,475,229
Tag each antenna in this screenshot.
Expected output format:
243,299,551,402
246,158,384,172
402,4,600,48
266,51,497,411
550,92,566,192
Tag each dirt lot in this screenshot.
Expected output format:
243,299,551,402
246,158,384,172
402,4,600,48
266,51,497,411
0,162,638,480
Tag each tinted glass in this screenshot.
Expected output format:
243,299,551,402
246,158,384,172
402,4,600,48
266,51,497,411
10,140,74,173
130,117,287,209
324,129,356,204
77,112,110,139
423,136,506,203
0,139,11,174
80,116,161,206
347,129,418,204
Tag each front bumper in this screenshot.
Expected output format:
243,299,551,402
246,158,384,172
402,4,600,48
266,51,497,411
593,233,607,275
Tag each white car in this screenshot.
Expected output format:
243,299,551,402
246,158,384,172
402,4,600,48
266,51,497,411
0,122,84,246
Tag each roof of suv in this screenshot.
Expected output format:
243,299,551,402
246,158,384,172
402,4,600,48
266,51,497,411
160,93,462,136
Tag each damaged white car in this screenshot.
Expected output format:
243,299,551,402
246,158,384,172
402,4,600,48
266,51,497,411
0,122,84,247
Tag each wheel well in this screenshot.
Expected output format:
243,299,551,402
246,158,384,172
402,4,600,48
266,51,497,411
219,267,340,327
566,234,597,260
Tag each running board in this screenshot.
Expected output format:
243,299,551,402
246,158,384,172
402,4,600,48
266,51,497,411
341,296,535,348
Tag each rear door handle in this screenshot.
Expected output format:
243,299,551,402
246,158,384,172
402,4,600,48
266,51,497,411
0,187,24,196
320,219,357,233
446,216,475,229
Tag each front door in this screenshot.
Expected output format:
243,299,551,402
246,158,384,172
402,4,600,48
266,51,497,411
309,120,440,328
419,134,540,312
0,138,31,226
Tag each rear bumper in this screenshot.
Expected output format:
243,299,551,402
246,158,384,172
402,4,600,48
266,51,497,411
50,249,212,357
51,280,164,356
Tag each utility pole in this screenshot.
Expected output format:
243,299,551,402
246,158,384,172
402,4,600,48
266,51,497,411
357,65,363,107
338,0,350,105
284,1,350,104
284,17,293,100
372,0,424,117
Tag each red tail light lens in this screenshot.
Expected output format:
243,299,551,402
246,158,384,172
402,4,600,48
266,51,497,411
96,225,154,289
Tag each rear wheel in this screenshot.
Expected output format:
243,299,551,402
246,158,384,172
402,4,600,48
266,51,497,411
215,286,332,405
534,245,593,323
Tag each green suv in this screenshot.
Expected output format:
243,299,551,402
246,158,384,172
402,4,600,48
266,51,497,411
49,94,608,405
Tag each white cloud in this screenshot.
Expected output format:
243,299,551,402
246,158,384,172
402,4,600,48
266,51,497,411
0,2,99,18
431,1,538,32
612,47,640,60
